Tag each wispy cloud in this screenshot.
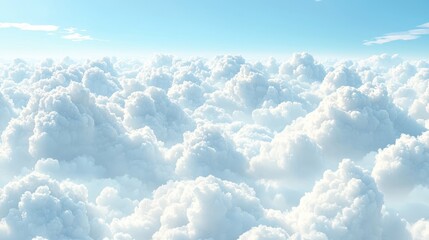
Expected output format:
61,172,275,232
0,22,95,42
62,28,93,41
63,33,93,41
364,22,429,45
0,22,59,32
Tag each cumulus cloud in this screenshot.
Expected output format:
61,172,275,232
124,87,195,145
0,92,15,131
1,82,168,186
387,65,429,127
358,53,403,72
0,53,428,239
279,52,326,83
249,83,424,199
168,80,205,110
251,132,323,184
0,173,107,240
238,225,290,240
82,67,120,96
285,160,411,240
285,84,422,161
4,58,32,82
111,176,265,240
174,124,248,181
224,65,269,109
372,132,429,197
252,101,307,132
320,64,362,95
209,55,245,82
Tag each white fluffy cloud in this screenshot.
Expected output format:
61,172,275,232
5,59,32,82
210,55,245,82
1,82,168,186
320,64,362,95
285,84,421,161
279,52,326,83
238,225,290,240
224,65,269,110
249,83,424,197
174,124,248,181
111,176,265,240
251,132,323,184
82,67,120,96
411,219,429,240
0,54,428,239
285,160,411,240
388,65,429,127
168,81,205,110
252,101,307,132
372,132,429,197
0,173,107,240
0,92,15,131
124,87,195,145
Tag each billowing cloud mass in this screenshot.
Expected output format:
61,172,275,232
110,176,265,240
174,124,248,181
285,160,410,240
0,173,106,240
372,132,429,196
0,53,428,239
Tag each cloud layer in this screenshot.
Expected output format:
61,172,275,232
0,53,428,239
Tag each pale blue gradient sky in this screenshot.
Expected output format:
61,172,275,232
0,0,428,58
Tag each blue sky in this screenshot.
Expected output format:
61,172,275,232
0,0,428,58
